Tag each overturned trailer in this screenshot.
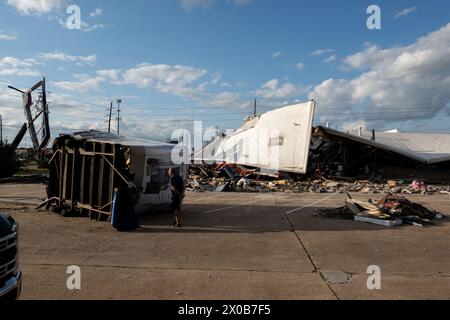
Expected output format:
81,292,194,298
45,130,187,219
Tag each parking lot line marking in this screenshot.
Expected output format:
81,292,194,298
184,194,222,205
202,199,261,213
286,193,338,214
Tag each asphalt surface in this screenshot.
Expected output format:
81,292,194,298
0,183,449,300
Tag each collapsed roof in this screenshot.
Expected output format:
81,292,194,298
318,127,450,164
194,100,316,174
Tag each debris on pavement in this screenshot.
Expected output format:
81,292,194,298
316,193,445,227
354,215,403,227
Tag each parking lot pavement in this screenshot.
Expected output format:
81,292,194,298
0,183,47,205
274,193,450,300
1,183,450,299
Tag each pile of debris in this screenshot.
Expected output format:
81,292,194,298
187,164,450,195
317,194,445,227
332,179,450,195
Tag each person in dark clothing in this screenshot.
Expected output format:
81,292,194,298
168,167,185,227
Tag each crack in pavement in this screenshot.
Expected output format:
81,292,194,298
272,193,340,300
23,262,450,278
21,262,329,275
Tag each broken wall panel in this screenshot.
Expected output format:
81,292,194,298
195,101,316,174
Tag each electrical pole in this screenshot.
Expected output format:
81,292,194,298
0,114,3,145
253,99,257,117
107,101,113,133
41,76,50,151
116,99,122,135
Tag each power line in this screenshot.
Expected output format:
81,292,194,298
5,79,449,116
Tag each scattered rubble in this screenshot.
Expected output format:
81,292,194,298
187,164,450,195
317,194,446,227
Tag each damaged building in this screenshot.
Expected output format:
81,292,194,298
189,101,450,193
311,127,450,181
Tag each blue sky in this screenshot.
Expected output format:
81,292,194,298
0,0,450,143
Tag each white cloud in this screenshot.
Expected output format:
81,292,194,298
48,62,242,108
81,21,107,32
39,51,97,65
120,63,244,108
255,79,304,100
180,0,215,11
395,7,417,19
122,63,207,89
51,76,105,92
343,45,398,70
209,72,232,88
323,54,336,63
96,69,120,81
0,68,40,77
310,48,334,56
296,62,305,71
6,0,61,15
272,51,282,59
309,23,450,128
58,17,109,32
181,0,254,11
0,32,17,40
229,0,254,6
208,91,241,107
0,56,40,77
89,8,102,17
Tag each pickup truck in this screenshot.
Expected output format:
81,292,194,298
0,212,21,300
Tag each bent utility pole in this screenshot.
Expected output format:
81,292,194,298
7,76,51,155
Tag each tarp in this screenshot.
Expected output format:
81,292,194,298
194,101,316,174
319,127,450,164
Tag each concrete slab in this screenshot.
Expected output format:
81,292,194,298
12,200,314,274
330,273,450,300
20,264,334,300
0,183,46,205
280,194,450,276
2,183,450,299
